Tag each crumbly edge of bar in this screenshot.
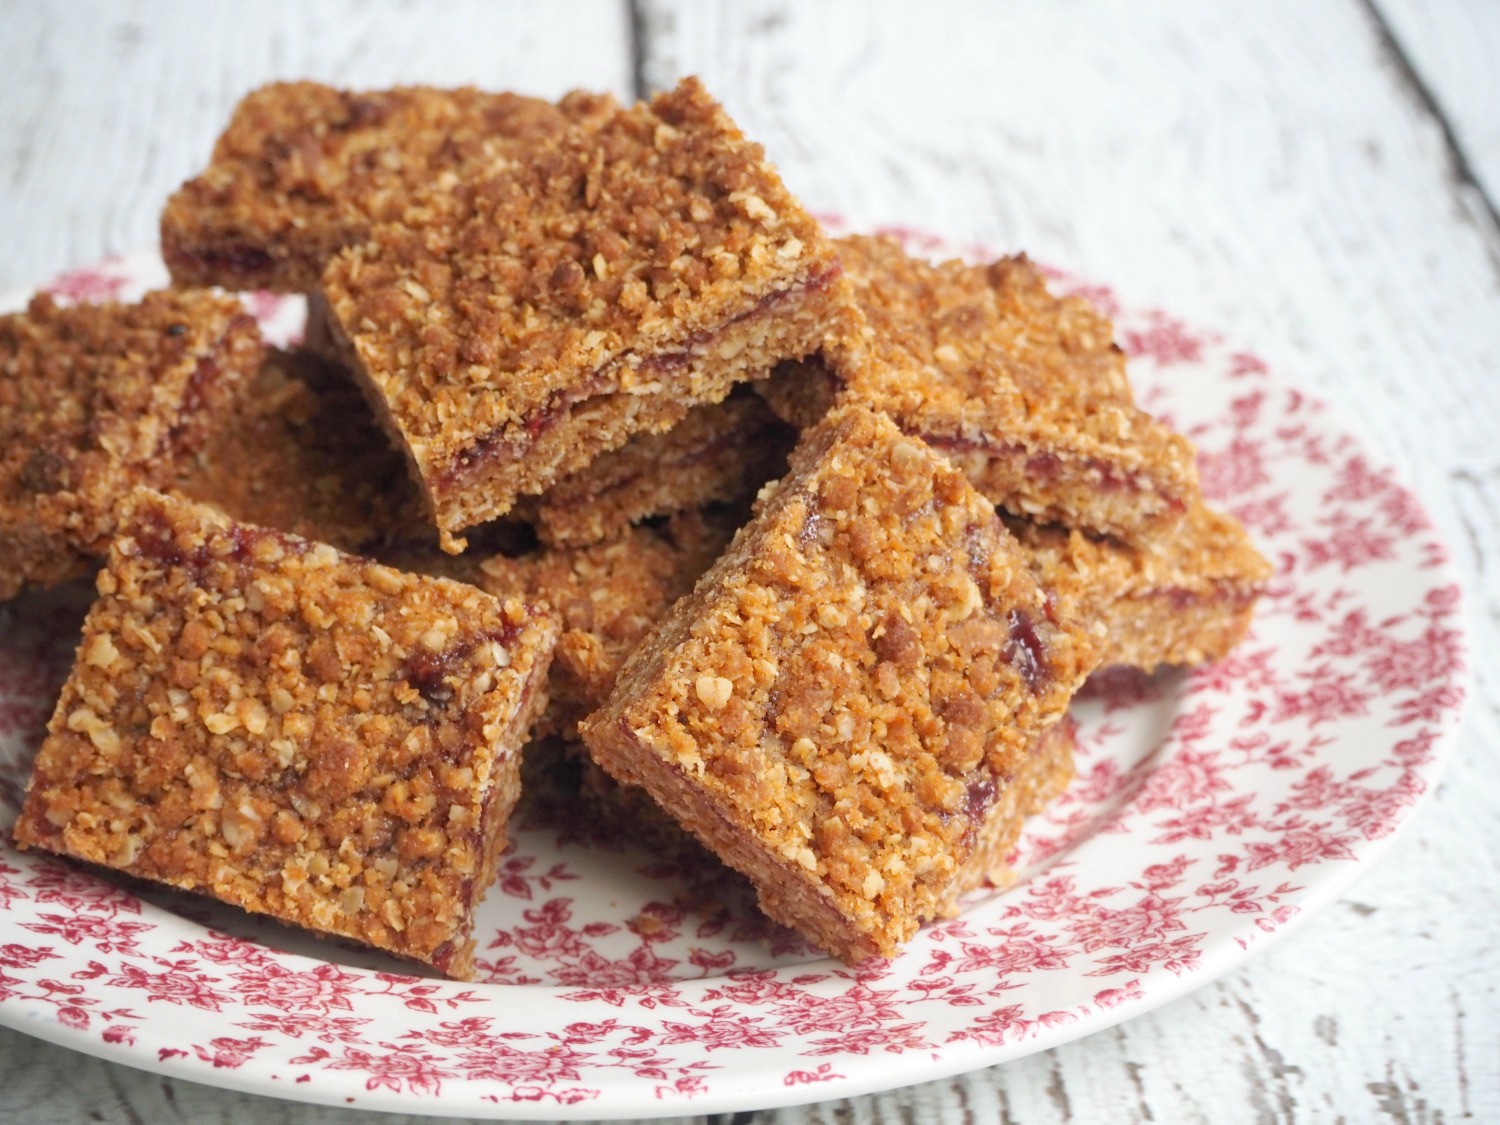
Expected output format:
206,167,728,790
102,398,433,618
759,357,1198,544
307,290,445,540
1099,587,1264,671
161,83,616,293
585,709,884,961
582,405,1103,962
477,511,737,736
162,234,318,296
170,347,422,553
13,489,558,977
570,742,707,855
827,234,1202,543
341,261,841,549
754,356,842,431
1008,502,1274,672
533,394,792,548
937,438,1194,541
569,710,1074,927
446,654,550,979
1,291,263,600
0,524,94,603
940,716,1076,912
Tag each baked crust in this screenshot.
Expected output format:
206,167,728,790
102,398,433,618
0,290,262,602
1006,501,1274,672
318,77,844,547
580,403,1103,962
559,714,1076,919
12,490,557,979
171,347,421,551
940,717,1075,912
760,235,1201,543
477,510,737,735
162,82,617,293
529,391,793,548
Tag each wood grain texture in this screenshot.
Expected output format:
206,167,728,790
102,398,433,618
1375,0,1500,217
1,0,1497,1121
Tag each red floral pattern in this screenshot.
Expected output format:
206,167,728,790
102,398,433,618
43,259,135,304
0,244,1468,1116
16,256,306,347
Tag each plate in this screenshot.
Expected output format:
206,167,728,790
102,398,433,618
0,240,1469,1118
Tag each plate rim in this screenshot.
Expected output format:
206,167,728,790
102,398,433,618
0,241,1472,1119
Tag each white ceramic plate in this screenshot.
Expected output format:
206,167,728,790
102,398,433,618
0,242,1469,1118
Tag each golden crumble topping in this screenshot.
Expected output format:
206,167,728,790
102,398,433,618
162,82,617,292
319,77,844,545
581,403,1103,962
13,490,557,979
1,290,262,601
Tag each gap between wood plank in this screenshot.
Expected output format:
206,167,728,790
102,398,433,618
629,0,650,100
1361,0,1500,237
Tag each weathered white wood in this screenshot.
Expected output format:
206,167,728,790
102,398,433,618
1,0,1497,1121
1374,0,1500,217
0,0,633,294
0,1021,693,1125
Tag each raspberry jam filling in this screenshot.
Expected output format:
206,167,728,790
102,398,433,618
925,433,1159,497
166,242,280,285
433,266,840,498
1002,607,1050,694
132,509,291,575
402,620,526,707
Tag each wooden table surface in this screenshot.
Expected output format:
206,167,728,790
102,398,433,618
1,2,1496,1121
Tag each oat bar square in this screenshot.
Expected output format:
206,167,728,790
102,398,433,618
1007,500,1273,672
762,235,1201,543
580,404,1102,962
13,490,556,979
161,82,616,293
317,77,845,549
0,291,262,602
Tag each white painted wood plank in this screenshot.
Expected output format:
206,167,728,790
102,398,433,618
1374,0,1500,215
0,0,633,293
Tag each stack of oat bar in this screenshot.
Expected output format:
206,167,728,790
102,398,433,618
2,77,1269,975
